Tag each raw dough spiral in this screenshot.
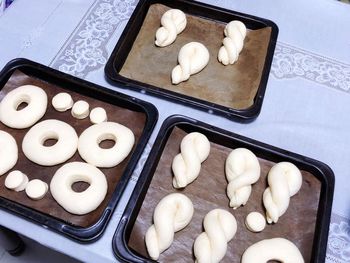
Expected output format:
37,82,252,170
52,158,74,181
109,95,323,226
172,132,210,188
194,209,237,263
225,148,260,209
263,162,302,223
172,42,210,84
218,20,247,65
155,9,187,47
145,193,194,260
241,238,304,263
0,130,18,176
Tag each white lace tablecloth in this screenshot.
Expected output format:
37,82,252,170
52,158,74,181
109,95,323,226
0,0,349,262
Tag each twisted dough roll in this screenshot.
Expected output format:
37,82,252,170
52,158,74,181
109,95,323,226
145,193,194,260
194,209,237,263
225,148,260,209
155,9,186,47
172,42,210,84
218,20,247,65
172,132,210,188
263,162,302,223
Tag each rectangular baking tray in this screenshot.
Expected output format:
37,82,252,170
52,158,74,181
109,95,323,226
112,115,334,262
0,58,158,242
105,0,278,122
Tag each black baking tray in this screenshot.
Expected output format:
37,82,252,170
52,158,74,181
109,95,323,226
0,58,158,242
105,0,278,122
112,115,334,262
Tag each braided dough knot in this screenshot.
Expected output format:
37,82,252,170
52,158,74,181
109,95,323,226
172,42,210,84
172,132,210,188
155,9,187,47
194,209,237,263
145,193,194,260
218,20,247,65
263,162,302,223
225,148,261,209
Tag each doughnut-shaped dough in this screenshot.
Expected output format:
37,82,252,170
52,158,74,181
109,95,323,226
155,9,186,47
22,119,78,166
172,42,210,84
78,122,135,168
52,92,73,112
71,100,89,119
172,132,210,188
241,238,304,263
263,162,302,223
89,107,107,124
245,212,266,233
145,193,194,260
25,179,48,200
0,130,18,176
194,209,237,263
225,148,260,209
218,20,247,65
5,170,28,192
50,162,108,215
0,85,47,129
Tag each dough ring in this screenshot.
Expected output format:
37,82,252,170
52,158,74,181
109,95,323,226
52,92,73,112
22,119,78,166
25,179,48,200
218,20,247,65
78,122,135,168
194,209,237,263
245,212,266,233
172,132,210,188
0,85,47,129
50,162,108,215
5,170,28,192
145,193,194,260
172,42,210,84
0,130,18,176
155,9,186,47
225,148,260,209
241,238,304,263
263,162,302,223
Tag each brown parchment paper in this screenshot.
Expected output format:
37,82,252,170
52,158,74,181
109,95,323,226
120,4,272,110
128,127,321,262
0,70,146,228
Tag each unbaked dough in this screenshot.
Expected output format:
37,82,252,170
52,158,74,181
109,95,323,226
225,148,260,209
245,212,266,233
71,100,89,119
155,9,186,47
145,193,193,260
52,92,73,112
172,132,210,188
25,179,48,200
89,107,107,124
0,85,47,129
172,42,210,84
263,162,302,223
194,209,237,263
5,170,28,192
241,238,304,263
0,130,18,176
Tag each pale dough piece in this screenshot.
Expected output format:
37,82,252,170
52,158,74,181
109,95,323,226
25,179,48,200
5,170,29,192
52,92,73,112
172,132,210,188
241,238,304,263
245,212,266,233
263,162,302,223
218,20,247,65
194,209,237,263
0,85,47,129
225,148,260,209
145,193,194,260
172,42,210,84
0,130,18,176
71,100,89,119
89,107,107,124
155,9,186,47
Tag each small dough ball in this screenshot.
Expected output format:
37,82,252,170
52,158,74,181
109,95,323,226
71,100,89,119
25,179,48,200
245,212,266,233
5,170,29,192
90,107,107,124
52,92,73,112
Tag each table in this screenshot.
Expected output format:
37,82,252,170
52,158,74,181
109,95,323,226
0,0,349,262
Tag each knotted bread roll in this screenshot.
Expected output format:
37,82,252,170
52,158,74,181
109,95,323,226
263,162,302,223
